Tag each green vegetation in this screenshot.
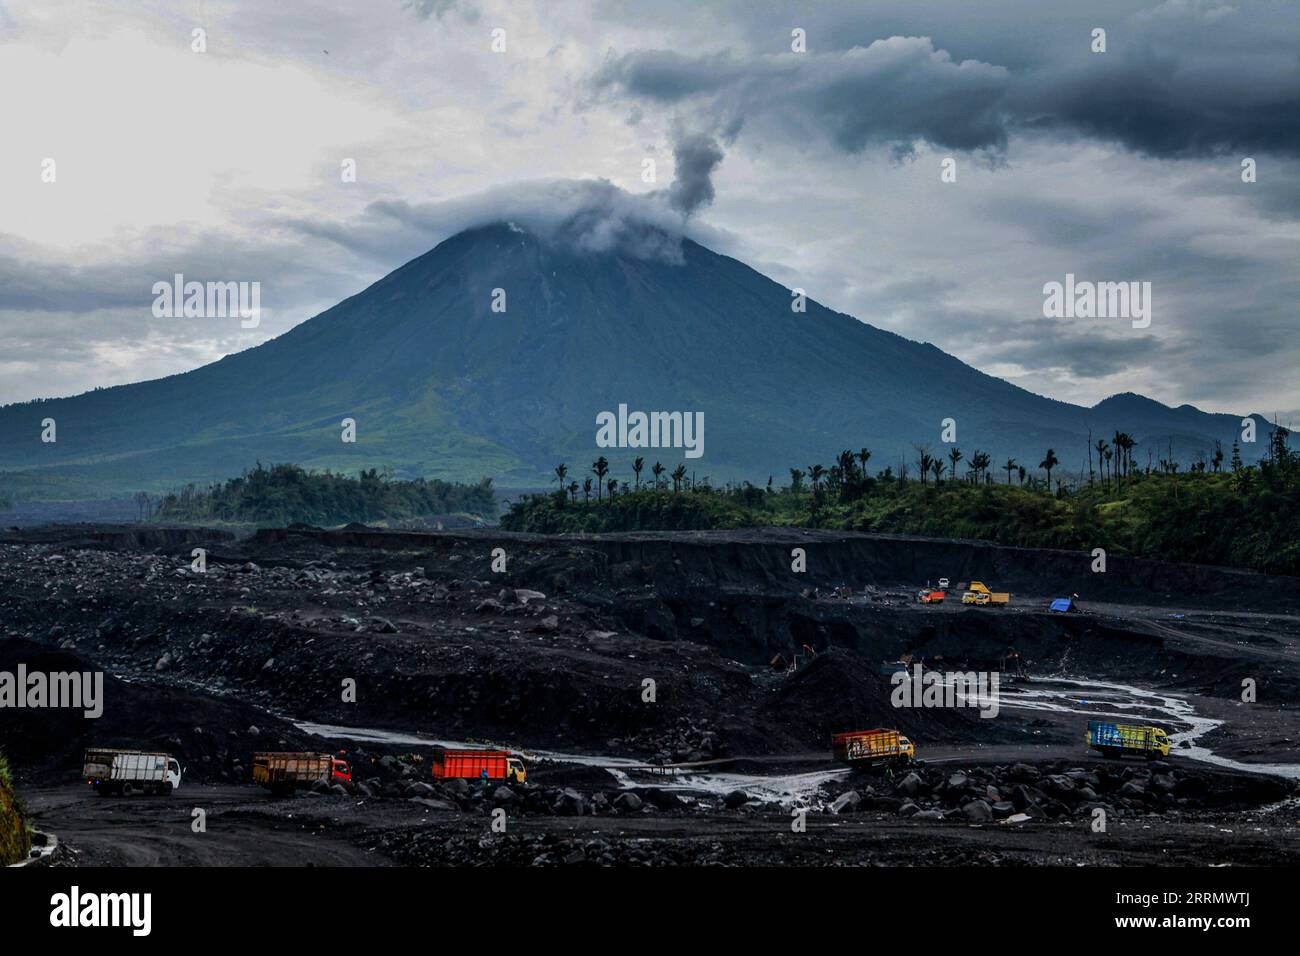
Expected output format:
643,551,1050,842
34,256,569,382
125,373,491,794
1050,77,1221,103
153,463,496,527
503,429,1300,576
0,751,32,866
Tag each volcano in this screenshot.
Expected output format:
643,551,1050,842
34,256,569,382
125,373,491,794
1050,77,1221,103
0,222,1266,494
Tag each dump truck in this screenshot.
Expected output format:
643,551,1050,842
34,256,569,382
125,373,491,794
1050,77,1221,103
831,729,915,767
430,749,527,784
1086,721,1170,759
961,581,1010,606
83,748,182,796
916,589,945,604
252,752,352,795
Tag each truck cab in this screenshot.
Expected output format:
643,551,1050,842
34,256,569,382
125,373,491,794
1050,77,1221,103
166,758,183,792
898,736,915,760
331,758,352,783
962,590,990,605
506,757,527,784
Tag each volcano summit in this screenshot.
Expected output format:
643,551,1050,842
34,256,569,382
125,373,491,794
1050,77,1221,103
0,222,1264,493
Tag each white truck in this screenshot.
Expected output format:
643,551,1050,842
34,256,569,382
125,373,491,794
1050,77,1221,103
82,748,182,796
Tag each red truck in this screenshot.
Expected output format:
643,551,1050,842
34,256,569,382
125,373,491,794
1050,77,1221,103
431,749,527,784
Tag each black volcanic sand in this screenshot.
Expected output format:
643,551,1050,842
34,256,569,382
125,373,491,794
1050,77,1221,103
0,639,328,784
3,524,1298,867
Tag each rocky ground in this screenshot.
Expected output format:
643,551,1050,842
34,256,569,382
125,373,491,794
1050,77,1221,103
2,523,1297,866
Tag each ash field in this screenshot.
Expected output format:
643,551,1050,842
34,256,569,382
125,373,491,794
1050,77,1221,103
2,523,1298,867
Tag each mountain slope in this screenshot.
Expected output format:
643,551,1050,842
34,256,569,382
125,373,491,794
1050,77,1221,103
0,223,1267,495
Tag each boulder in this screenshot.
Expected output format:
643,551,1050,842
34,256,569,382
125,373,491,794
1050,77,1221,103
896,772,923,797
613,792,644,813
831,790,862,814
723,789,749,810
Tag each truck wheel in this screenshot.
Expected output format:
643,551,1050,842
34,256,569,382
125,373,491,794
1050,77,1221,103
122,782,136,797
164,783,174,795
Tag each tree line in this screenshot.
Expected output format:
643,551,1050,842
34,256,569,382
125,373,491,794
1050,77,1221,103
503,425,1299,576
152,462,496,527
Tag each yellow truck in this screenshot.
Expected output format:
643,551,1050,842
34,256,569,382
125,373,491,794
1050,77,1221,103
831,729,916,767
961,581,1010,606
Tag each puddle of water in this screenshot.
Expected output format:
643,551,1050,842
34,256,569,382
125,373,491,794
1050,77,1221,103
999,678,1300,780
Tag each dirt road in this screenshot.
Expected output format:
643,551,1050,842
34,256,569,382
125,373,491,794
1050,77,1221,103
22,785,385,866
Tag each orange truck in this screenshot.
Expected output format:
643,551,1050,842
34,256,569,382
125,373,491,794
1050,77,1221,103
431,749,527,784
831,729,916,767
916,589,945,604
252,752,352,795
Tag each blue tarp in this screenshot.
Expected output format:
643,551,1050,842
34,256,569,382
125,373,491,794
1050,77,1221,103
1050,598,1074,612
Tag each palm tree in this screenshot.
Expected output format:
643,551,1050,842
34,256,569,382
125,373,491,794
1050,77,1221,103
1040,448,1060,488
1017,465,1026,485
808,464,826,493
592,456,609,502
652,461,665,491
931,459,944,484
838,449,857,479
553,463,568,493
1003,457,1017,484
670,464,687,493
1095,440,1109,490
947,447,963,485
915,447,932,486
1122,434,1137,481
607,478,618,499
582,477,593,503
632,457,645,491
971,450,991,484
568,480,579,502
1113,431,1136,489
858,448,872,473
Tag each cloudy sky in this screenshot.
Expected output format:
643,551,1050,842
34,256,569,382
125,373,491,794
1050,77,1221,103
1,0,1296,421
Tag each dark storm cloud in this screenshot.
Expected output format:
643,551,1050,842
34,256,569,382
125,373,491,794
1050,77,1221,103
596,38,1012,156
668,128,726,217
1000,332,1167,380
593,1,1300,160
